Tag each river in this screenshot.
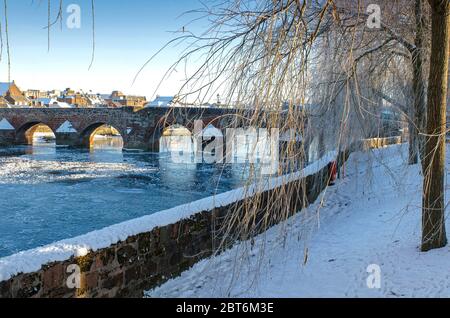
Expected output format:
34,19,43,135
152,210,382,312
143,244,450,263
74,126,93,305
0,135,256,258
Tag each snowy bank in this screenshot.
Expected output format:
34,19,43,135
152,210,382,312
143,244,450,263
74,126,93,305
146,144,450,298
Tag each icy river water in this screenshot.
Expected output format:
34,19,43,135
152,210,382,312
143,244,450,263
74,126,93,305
0,137,252,258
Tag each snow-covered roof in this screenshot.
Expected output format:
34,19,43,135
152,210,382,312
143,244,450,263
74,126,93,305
87,95,105,105
146,96,174,107
49,101,74,108
36,98,55,105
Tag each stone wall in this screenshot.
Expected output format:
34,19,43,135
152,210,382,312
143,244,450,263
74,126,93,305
0,157,336,298
0,130,15,146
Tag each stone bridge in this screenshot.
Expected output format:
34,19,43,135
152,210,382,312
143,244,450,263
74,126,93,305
0,107,248,151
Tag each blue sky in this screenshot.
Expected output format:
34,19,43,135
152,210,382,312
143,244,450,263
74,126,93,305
0,0,207,99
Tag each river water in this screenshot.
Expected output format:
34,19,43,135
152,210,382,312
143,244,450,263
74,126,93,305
0,136,255,258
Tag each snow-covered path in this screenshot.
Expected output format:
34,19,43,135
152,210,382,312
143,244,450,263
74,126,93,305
146,144,450,298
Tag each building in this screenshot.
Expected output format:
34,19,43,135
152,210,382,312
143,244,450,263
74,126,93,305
63,88,76,96
25,89,51,100
121,95,147,108
30,98,73,108
48,100,73,108
111,91,125,99
0,81,29,106
109,91,147,108
86,94,107,107
58,88,91,108
24,89,41,99
48,90,61,98
39,91,50,99
0,96,10,108
59,94,90,107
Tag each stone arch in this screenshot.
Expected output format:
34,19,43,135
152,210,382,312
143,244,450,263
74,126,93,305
80,122,124,149
16,121,55,145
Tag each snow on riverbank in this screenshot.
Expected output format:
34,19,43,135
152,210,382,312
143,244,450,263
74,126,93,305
146,144,450,298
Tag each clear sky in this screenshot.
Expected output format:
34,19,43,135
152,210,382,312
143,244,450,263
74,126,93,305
0,0,206,99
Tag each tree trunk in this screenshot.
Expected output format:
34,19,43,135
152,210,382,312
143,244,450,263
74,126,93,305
421,0,449,252
410,0,427,167
408,121,418,164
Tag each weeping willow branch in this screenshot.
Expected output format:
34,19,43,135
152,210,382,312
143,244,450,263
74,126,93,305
0,14,3,63
4,0,10,82
47,0,50,52
88,0,95,70
140,0,437,292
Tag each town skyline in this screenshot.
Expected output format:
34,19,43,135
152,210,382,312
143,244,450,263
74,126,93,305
0,80,154,108
0,80,228,109
3,79,168,100
1,79,175,100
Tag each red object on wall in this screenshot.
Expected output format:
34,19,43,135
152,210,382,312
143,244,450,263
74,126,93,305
329,161,337,184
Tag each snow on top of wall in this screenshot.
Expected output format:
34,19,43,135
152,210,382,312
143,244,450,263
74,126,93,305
0,151,336,282
0,118,14,130
56,121,77,133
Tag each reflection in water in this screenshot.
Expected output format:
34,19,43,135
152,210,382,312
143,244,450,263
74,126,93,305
89,135,124,162
29,133,57,156
160,135,194,154
158,153,197,186
91,135,124,150
160,125,193,154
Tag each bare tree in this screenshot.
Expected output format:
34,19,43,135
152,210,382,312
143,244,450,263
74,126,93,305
144,0,448,266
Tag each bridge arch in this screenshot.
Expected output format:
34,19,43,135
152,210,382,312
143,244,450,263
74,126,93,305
16,121,55,145
80,122,124,149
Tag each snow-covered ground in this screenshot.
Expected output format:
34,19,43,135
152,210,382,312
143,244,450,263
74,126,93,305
146,144,450,298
